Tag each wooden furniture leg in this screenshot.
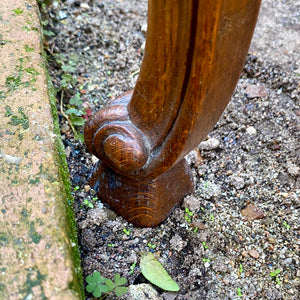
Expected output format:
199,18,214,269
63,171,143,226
84,0,261,227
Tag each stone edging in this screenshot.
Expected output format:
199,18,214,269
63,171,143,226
0,1,84,299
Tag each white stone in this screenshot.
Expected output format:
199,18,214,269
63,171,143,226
80,3,90,10
199,137,220,150
246,126,257,135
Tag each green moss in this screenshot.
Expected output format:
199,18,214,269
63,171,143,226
42,48,84,299
29,221,42,244
28,176,40,184
13,8,24,15
19,268,47,299
25,45,34,52
20,208,29,219
0,282,7,294
0,232,8,246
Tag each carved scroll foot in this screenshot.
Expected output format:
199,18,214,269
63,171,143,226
84,0,261,227
89,158,194,227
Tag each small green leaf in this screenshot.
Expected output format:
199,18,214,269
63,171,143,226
69,115,86,126
85,284,94,293
129,262,136,275
93,285,107,298
62,64,76,73
77,133,85,142
25,67,40,76
41,19,49,26
43,29,55,36
270,269,281,277
13,8,23,15
65,108,83,116
123,228,131,235
69,93,82,106
61,73,77,85
115,286,128,297
25,45,34,52
283,222,290,229
114,273,127,286
86,272,107,298
140,252,180,292
239,263,243,273
276,277,281,285
87,271,102,284
105,279,115,292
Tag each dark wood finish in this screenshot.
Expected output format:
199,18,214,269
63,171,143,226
84,0,261,227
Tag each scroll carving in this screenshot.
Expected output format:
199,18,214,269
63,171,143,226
84,0,261,227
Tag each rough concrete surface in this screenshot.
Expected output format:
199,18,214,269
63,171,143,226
0,1,82,299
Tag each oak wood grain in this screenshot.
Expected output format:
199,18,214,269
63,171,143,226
84,0,261,227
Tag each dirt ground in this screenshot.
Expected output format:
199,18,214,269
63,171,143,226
44,1,299,299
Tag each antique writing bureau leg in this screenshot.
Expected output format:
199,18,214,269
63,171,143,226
84,0,261,227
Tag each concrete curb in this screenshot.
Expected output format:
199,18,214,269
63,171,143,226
0,1,83,299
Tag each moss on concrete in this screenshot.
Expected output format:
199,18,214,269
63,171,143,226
0,1,84,298
44,59,85,299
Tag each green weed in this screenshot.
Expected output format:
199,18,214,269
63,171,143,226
25,45,34,52
122,228,131,236
129,262,136,275
237,287,242,297
202,241,208,249
239,263,243,274
147,242,156,249
270,269,281,285
13,8,23,15
184,207,193,222
86,272,128,299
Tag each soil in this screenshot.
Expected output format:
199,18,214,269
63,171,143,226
43,0,299,299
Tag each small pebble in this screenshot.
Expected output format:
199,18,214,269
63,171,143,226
268,237,276,244
80,3,90,10
230,176,245,189
183,195,201,212
271,144,281,151
282,258,292,265
141,23,147,34
287,161,299,177
246,126,257,135
249,249,259,259
241,203,265,220
245,83,268,98
84,185,91,193
61,123,70,134
199,137,220,150
192,221,206,230
170,234,187,252
129,284,160,300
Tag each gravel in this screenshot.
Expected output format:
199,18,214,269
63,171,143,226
44,1,299,299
